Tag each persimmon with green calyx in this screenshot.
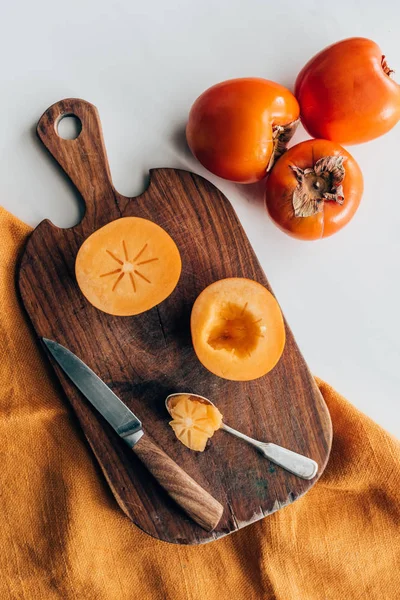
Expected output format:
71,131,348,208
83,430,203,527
168,394,223,452
265,139,363,241
75,217,181,316
191,278,285,381
295,37,400,145
186,78,300,183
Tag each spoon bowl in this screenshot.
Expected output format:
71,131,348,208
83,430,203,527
166,392,212,413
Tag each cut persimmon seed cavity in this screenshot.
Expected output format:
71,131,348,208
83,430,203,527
169,395,223,452
191,278,285,381
75,217,181,316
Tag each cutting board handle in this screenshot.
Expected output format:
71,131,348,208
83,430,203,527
37,98,118,224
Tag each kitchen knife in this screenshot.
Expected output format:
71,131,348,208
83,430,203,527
42,338,223,532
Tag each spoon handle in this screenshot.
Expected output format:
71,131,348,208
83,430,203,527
221,423,318,480
258,443,318,480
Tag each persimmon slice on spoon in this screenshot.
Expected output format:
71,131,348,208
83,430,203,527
167,393,223,452
75,217,181,316
166,393,318,479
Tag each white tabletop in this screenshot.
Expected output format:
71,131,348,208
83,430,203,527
1,0,399,436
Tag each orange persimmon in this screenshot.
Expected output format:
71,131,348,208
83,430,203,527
191,278,285,381
265,139,363,240
75,217,181,316
186,78,300,183
295,37,400,145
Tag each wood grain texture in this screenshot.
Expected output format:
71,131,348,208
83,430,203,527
133,435,223,531
18,98,332,545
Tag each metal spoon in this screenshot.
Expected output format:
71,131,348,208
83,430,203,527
166,393,318,480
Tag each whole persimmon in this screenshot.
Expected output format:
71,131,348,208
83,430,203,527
265,139,363,240
295,37,400,145
186,78,300,183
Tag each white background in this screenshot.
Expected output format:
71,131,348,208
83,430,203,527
1,0,399,435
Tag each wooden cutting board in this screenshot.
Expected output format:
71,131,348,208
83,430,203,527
18,98,332,545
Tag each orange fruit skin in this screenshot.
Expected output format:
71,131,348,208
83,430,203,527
265,139,363,241
295,37,400,145
187,78,299,183
75,217,181,316
191,278,285,381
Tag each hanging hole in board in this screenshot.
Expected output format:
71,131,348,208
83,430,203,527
57,114,82,140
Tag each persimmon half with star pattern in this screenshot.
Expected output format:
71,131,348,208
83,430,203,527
75,217,181,316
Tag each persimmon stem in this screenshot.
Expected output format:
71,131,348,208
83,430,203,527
382,55,395,78
290,155,346,218
267,118,300,173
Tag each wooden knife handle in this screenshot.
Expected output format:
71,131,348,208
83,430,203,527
132,436,223,531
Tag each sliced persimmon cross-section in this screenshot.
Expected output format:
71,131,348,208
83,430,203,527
75,217,181,316
191,278,286,381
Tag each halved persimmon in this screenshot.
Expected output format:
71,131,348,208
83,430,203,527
191,278,285,381
75,217,181,316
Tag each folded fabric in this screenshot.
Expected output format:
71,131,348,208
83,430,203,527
0,207,399,600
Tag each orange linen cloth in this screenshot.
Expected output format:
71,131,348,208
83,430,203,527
1,207,399,600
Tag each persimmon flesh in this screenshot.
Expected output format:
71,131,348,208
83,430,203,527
191,278,285,381
75,217,181,316
169,395,223,452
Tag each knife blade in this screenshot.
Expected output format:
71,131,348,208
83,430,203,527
42,338,223,532
43,338,144,447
